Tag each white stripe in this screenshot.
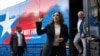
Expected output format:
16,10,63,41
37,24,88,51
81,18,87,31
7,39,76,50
0,0,26,11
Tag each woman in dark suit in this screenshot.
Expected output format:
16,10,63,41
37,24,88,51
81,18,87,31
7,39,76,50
36,11,69,56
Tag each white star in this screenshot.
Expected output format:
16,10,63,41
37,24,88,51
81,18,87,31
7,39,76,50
0,11,16,37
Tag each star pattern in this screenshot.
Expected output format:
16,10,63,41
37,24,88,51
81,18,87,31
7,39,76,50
0,11,16,37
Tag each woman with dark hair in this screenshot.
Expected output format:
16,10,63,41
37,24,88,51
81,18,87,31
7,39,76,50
36,11,69,56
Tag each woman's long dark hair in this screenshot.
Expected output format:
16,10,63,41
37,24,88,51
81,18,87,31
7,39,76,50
51,11,64,24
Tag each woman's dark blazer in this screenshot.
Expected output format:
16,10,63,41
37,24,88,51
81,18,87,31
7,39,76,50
36,22,68,56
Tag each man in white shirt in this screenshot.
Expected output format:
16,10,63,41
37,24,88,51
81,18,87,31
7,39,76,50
10,26,27,56
73,11,86,56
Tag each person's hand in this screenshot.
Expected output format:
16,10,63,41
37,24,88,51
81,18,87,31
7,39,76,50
11,51,14,54
38,14,44,22
11,51,15,54
81,33,86,38
87,37,94,41
56,37,64,42
25,49,28,53
59,37,64,42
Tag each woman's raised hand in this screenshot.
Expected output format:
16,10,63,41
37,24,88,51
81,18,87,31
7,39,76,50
38,14,44,22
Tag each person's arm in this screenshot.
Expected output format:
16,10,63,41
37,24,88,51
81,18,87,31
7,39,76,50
9,34,14,53
23,34,28,52
88,35,100,42
63,25,68,43
94,38,100,42
36,22,47,35
36,14,48,35
23,35,27,49
59,25,68,43
80,20,86,38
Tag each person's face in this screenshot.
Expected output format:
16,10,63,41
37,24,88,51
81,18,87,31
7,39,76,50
53,12,60,23
78,12,84,19
17,27,22,33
